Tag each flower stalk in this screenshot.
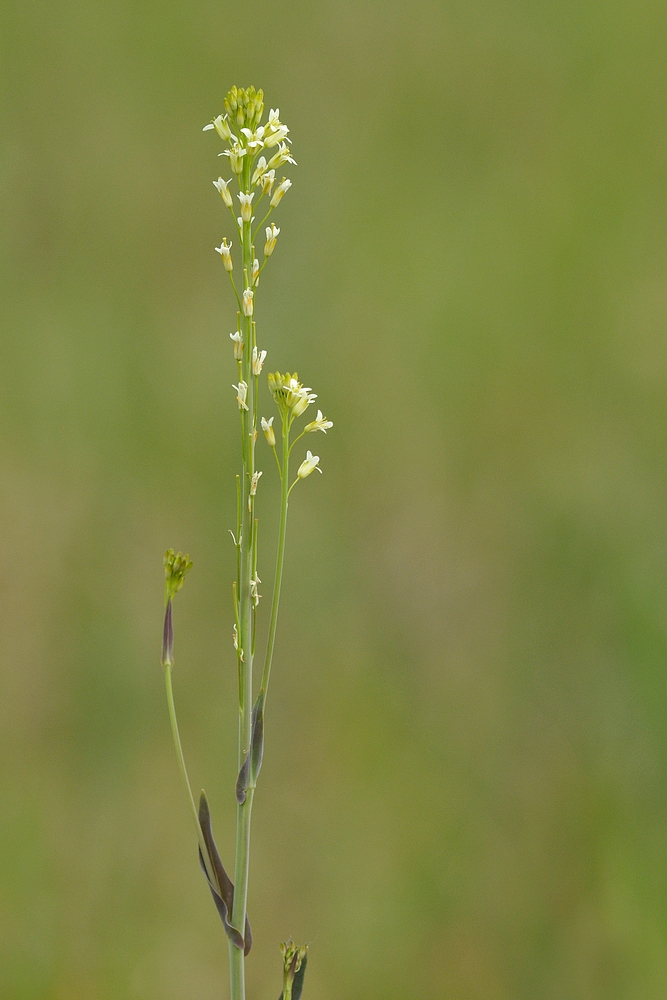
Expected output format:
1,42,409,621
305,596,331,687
163,86,329,1000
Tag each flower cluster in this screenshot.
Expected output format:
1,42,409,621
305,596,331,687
267,372,317,421
164,549,193,604
204,87,294,253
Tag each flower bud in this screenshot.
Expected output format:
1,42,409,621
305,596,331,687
242,288,254,316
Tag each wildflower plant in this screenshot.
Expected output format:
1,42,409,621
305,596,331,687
160,86,331,1000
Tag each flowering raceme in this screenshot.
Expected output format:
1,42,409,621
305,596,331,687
163,85,330,1000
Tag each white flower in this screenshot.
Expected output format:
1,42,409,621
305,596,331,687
213,177,233,208
260,169,276,195
267,142,297,169
268,109,281,128
204,114,233,141
221,142,246,174
270,178,292,208
261,416,275,447
242,288,254,316
304,410,333,434
233,381,249,410
241,126,265,149
252,156,267,186
238,191,254,222
264,223,280,257
252,346,267,375
252,258,260,285
250,470,262,495
215,238,233,271
229,330,243,360
297,451,322,479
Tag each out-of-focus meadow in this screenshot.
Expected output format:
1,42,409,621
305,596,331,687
2,0,667,997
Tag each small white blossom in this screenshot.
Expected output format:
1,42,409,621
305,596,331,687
204,114,233,141
252,346,267,375
304,410,333,434
261,416,275,447
221,142,246,174
241,126,265,149
270,178,292,208
260,169,276,195
213,177,233,207
252,156,267,186
238,191,254,222
267,142,297,169
252,258,260,285
297,451,322,479
215,238,233,271
230,330,243,360
250,470,262,496
264,223,280,257
242,288,254,316
233,381,249,410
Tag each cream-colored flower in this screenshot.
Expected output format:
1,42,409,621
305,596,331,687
203,114,233,141
252,346,267,375
261,416,275,447
232,381,249,410
238,191,254,223
252,258,260,285
297,451,321,478
260,169,276,195
264,223,280,257
304,410,333,434
251,156,267,186
267,142,297,169
250,470,262,495
213,177,233,207
229,330,243,360
270,178,292,208
221,142,246,174
241,126,265,149
215,238,233,271
242,288,254,316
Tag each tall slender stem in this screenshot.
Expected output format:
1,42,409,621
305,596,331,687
230,153,255,1000
164,662,215,886
260,420,290,699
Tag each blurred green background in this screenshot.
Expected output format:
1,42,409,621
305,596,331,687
2,0,667,997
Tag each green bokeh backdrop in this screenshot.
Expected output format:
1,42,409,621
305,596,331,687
3,1,667,997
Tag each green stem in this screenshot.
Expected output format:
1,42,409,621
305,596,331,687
231,154,255,1000
260,419,290,700
164,662,215,886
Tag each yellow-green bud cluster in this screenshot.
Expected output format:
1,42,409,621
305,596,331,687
280,940,308,1000
224,85,264,131
164,549,193,604
268,371,317,421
